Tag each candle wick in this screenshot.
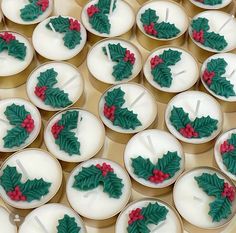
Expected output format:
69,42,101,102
173,70,186,77
153,221,166,232
165,8,169,22
218,15,234,33
147,135,156,156
59,75,78,89
193,196,203,202
49,22,57,33
109,0,116,16
34,216,50,233
194,100,201,116
129,91,146,108
105,45,112,62
0,118,9,126
16,160,30,179
226,69,236,79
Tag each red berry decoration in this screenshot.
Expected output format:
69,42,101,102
87,5,100,18
96,163,114,176
124,50,136,65
144,23,158,36
103,104,116,122
148,169,170,184
222,182,235,202
7,186,27,202
220,141,234,154
34,86,47,101
51,122,65,139
179,124,199,138
0,32,16,43
150,55,163,69
21,115,35,133
69,19,81,31
37,0,49,11
128,208,144,225
203,70,215,85
192,29,204,44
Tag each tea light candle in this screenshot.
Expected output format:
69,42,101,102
165,91,223,153
116,198,183,233
67,158,131,227
188,11,236,63
173,167,236,232
98,83,158,144
200,53,236,112
19,203,87,233
124,129,185,196
136,0,189,50
0,149,63,213
0,31,35,88
0,207,17,233
81,0,135,44
32,16,87,67
0,98,42,153
87,38,142,92
143,46,199,103
44,108,105,171
1,0,54,37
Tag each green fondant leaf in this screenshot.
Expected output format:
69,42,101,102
37,68,58,87
105,87,125,108
127,220,149,233
191,17,210,32
20,3,43,22
46,16,70,33
103,43,126,62
223,152,236,176
140,8,159,25
57,214,81,233
204,31,228,51
96,0,117,14
207,58,227,76
202,0,222,5
7,39,27,61
154,22,180,39
89,12,111,34
112,61,133,81
58,111,78,130
228,134,236,147
63,30,82,49
0,38,7,52
159,49,182,66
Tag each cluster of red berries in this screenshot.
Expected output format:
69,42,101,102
34,86,47,101
0,32,16,43
21,115,35,133
123,50,136,65
148,169,169,184
220,141,235,154
7,186,26,201
128,208,144,225
150,55,163,69
192,30,204,44
69,18,81,32
51,122,64,139
37,0,49,12
222,182,235,202
203,70,215,86
143,23,157,36
87,5,100,17
96,163,114,176
179,124,199,138
103,104,116,122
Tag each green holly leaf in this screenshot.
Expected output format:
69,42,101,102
140,8,159,25
206,58,227,76
228,134,236,147
96,0,117,14
223,152,236,175
37,68,58,87
103,43,126,62
20,3,43,22
112,61,132,81
159,49,182,66
58,111,79,130
209,198,232,222
105,87,125,108
89,12,111,34
0,38,7,52
46,16,70,33
127,220,150,233
169,106,191,131
7,39,27,61
204,31,228,51
57,214,81,233
194,173,224,198
154,22,180,39
63,30,81,49
204,0,222,5
0,166,22,192
191,17,210,32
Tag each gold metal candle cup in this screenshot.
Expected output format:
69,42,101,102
137,0,181,4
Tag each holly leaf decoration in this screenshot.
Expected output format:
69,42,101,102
37,68,58,87
223,152,236,176
58,111,79,130
63,30,82,49
57,214,81,233
159,49,182,66
204,31,228,51
89,12,111,34
203,0,222,5
112,61,133,81
20,2,43,22
46,16,70,33
206,58,227,76
228,134,236,146
7,39,27,61
140,8,159,25
154,22,180,39
0,38,7,52
127,221,149,233
191,17,210,32
105,87,125,108
96,0,117,14
103,43,126,62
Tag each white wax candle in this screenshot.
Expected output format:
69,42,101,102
87,39,142,84
173,168,236,228
1,0,53,25
81,0,135,37
99,83,157,134
0,149,62,209
201,53,236,102
124,129,184,188
0,98,41,153
26,62,84,111
165,91,223,144
0,207,17,233
44,109,105,162
116,199,182,233
19,203,86,233
144,47,199,93
67,159,131,220
32,16,87,61
189,0,232,10
0,32,34,77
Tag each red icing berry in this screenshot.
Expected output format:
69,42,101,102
21,115,35,133
222,182,235,202
148,169,169,184
96,163,114,176
143,23,157,36
179,124,199,138
128,208,144,225
34,86,47,101
69,18,81,32
193,30,204,44
150,55,163,69
37,0,49,12
87,5,99,17
51,122,64,139
123,50,136,65
7,186,27,202
220,141,235,154
203,70,215,85
103,104,116,122
0,32,16,43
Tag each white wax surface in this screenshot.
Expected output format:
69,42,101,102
189,0,232,9
26,62,84,111
173,168,236,228
201,53,236,102
19,203,86,233
0,149,62,209
0,32,33,76
1,0,53,25
144,47,199,93
214,129,236,181
32,16,87,60
67,159,131,220
87,39,142,84
189,11,236,53
0,98,41,152
136,0,188,39
99,83,157,134
0,207,17,233
124,129,184,188
44,109,105,162
165,91,223,144
81,0,135,37
116,200,182,233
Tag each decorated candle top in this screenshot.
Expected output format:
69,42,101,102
27,62,84,111
144,47,199,92
44,109,105,163
32,16,87,60
67,158,131,220
214,129,236,181
81,0,135,37
0,149,62,209
201,53,236,101
0,98,41,152
124,129,184,188
189,11,236,53
165,91,223,144
190,0,232,10
19,203,86,233
136,0,188,40
173,168,236,228
116,199,183,233
87,39,142,84
0,207,17,233
0,31,34,76
1,0,53,24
